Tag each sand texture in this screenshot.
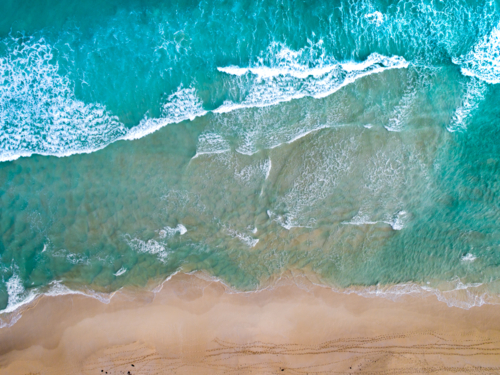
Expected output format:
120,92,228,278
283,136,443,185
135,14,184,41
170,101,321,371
1,273,500,374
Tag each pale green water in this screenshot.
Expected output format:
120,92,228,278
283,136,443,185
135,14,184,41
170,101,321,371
1,0,500,315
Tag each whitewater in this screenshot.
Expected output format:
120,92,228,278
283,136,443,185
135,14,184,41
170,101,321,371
2,0,500,325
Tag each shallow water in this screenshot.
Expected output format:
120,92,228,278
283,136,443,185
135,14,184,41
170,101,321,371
1,0,500,313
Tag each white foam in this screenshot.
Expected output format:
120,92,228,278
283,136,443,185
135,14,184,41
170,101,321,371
125,224,186,262
178,272,498,312
218,41,338,80
51,249,90,265
343,210,408,230
388,210,408,230
342,213,378,226
218,64,338,79
44,280,112,304
159,224,187,238
0,37,208,162
461,253,477,262
0,275,112,328
341,277,490,310
0,270,496,330
4,272,37,315
123,86,207,141
196,115,330,160
264,158,272,180
271,132,358,229
217,66,249,76
341,53,397,72
364,11,385,27
216,44,408,112
447,77,487,132
385,86,417,132
66,253,91,265
224,226,259,248
193,132,231,158
453,22,500,84
0,37,128,162
125,236,169,261
1,38,408,162
285,125,330,146
114,267,127,276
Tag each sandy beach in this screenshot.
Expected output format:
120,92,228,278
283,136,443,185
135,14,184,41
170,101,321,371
0,272,500,374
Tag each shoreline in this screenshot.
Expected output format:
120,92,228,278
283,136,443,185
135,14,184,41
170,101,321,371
1,269,499,330
2,272,500,374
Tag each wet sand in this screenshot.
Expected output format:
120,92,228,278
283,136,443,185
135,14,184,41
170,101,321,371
1,272,500,374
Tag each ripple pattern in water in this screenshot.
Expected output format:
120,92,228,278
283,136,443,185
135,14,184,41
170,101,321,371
1,0,500,313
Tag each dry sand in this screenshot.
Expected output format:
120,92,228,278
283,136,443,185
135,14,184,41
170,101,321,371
1,272,500,374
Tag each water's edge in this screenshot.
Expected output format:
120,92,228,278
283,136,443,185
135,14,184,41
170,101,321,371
1,269,496,329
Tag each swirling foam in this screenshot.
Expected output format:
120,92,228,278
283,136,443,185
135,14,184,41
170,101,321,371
123,87,207,141
453,22,500,84
1,37,408,162
447,77,487,132
124,224,187,262
216,42,408,112
0,37,208,161
0,37,127,162
0,270,111,328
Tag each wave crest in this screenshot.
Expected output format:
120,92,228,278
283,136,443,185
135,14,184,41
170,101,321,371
123,87,207,141
453,23,500,84
0,37,127,162
216,42,408,112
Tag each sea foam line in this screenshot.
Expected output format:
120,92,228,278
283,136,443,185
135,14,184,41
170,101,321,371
1,41,408,162
169,270,500,311
0,268,188,329
214,53,409,113
0,276,113,328
453,22,500,84
0,36,128,162
1,268,497,330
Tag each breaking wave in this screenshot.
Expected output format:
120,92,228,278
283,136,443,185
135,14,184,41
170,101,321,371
453,22,500,84
0,37,127,162
0,269,112,328
0,37,408,162
216,42,408,112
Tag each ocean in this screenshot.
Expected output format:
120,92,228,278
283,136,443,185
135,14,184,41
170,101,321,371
1,0,500,323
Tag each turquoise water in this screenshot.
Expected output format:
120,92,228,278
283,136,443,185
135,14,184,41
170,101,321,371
1,0,500,315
